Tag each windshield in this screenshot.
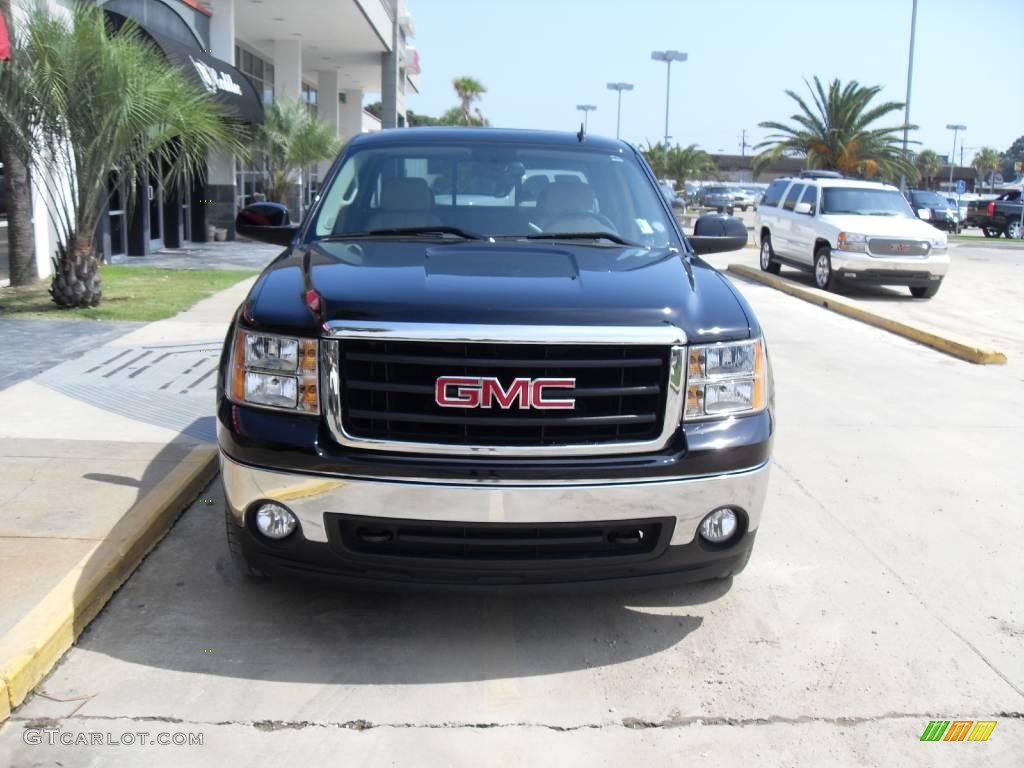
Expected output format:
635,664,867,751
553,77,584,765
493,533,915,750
821,187,916,217
310,142,678,248
911,192,949,209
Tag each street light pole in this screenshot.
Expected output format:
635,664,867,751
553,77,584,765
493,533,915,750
606,82,633,140
651,50,687,166
946,124,966,190
576,104,597,132
899,0,918,192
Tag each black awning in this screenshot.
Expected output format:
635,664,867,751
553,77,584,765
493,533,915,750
143,29,264,125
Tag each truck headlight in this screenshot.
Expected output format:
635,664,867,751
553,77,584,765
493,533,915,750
685,339,767,421
837,232,867,252
229,329,319,413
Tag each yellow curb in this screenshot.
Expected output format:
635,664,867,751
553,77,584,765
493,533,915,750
727,264,1009,365
0,444,218,719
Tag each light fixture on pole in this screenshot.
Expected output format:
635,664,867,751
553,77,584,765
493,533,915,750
651,50,688,165
606,82,633,140
946,124,966,189
576,104,597,132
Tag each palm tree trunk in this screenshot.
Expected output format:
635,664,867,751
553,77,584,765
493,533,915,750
50,233,101,308
1,0,37,286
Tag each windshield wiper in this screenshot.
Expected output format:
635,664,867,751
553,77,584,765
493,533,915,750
327,226,483,240
520,231,637,246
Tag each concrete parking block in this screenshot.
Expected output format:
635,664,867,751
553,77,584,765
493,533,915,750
727,264,1008,364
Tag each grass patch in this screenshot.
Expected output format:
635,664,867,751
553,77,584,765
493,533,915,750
951,233,1024,244
0,265,258,321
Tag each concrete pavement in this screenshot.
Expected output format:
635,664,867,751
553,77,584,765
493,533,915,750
0,275,255,717
1,275,1020,766
704,239,1024,366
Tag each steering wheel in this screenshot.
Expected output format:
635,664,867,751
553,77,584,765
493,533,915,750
538,211,620,234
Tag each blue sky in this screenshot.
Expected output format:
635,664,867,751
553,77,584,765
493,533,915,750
405,0,1024,161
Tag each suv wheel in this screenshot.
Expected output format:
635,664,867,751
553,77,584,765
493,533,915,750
1006,219,1024,239
759,235,781,274
910,281,942,299
814,246,834,290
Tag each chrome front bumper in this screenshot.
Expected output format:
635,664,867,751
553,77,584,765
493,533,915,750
220,453,771,547
830,249,950,276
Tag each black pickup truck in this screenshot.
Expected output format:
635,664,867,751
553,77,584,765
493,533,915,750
964,191,1023,238
219,128,773,589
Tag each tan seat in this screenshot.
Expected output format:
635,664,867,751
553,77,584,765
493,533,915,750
365,177,442,231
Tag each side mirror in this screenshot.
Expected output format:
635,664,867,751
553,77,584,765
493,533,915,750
917,208,931,220
794,202,813,215
689,213,748,255
236,204,299,246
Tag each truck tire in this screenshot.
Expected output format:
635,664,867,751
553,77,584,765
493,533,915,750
225,510,268,581
910,281,941,299
759,234,781,274
813,245,834,291
1006,219,1024,239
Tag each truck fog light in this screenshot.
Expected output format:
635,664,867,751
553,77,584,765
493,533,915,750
254,502,297,540
699,507,739,544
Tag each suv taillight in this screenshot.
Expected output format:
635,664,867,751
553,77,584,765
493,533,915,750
988,201,996,217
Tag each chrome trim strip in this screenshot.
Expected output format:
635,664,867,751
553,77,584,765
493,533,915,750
323,320,687,346
220,452,771,546
322,335,686,457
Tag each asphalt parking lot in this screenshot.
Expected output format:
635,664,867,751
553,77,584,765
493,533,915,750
1,269,1021,766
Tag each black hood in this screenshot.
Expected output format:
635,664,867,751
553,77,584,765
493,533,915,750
244,240,754,344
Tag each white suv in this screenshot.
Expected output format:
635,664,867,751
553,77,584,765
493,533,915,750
753,172,950,298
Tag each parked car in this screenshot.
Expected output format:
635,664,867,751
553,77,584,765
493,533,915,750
965,190,1024,238
697,185,735,214
908,190,959,233
225,127,771,587
659,181,687,214
754,173,949,298
732,187,760,212
944,195,968,228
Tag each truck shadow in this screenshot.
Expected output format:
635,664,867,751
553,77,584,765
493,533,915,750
72,461,730,686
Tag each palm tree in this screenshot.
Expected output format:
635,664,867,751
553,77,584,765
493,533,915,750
0,4,245,307
914,150,942,189
642,142,718,182
451,76,486,126
753,77,915,182
257,99,340,216
0,0,34,286
972,147,1002,192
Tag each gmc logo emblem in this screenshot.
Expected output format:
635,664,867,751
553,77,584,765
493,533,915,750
435,376,576,409
892,243,909,252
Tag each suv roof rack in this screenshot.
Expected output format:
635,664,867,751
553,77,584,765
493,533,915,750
799,170,844,179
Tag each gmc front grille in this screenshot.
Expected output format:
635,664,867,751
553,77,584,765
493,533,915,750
320,324,686,456
867,238,931,257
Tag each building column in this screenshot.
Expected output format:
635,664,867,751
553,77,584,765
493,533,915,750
274,38,303,102
380,11,399,129
203,0,237,240
317,69,341,136
208,0,235,62
340,89,364,141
